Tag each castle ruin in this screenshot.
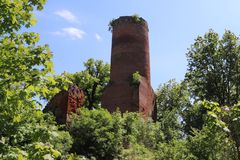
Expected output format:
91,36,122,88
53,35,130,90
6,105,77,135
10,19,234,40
45,16,156,122
101,16,156,119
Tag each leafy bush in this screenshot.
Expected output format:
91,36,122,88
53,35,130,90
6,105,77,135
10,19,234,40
131,14,141,23
131,71,141,86
108,14,143,32
122,112,161,149
68,108,123,159
68,108,165,159
187,124,235,160
0,104,73,159
120,144,155,160
64,153,91,160
156,140,197,160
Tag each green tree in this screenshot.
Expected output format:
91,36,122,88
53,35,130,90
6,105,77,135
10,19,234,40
0,0,53,107
0,0,73,159
0,0,46,35
66,58,110,109
38,59,110,106
182,102,207,135
38,73,72,102
155,80,191,140
185,30,240,106
203,101,240,159
184,30,240,136
187,122,235,160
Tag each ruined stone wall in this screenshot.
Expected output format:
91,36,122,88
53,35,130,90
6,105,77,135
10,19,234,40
44,86,84,124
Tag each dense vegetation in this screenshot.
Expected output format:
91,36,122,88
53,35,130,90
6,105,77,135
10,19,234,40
1,0,240,159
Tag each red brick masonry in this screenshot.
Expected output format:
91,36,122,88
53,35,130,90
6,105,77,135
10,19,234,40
102,16,156,119
44,86,84,124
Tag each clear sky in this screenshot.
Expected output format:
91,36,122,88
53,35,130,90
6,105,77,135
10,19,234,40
31,0,240,89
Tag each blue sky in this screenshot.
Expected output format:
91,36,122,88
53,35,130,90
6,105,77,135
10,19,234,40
31,0,240,89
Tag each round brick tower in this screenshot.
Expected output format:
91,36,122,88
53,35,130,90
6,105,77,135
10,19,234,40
110,16,150,83
102,16,156,119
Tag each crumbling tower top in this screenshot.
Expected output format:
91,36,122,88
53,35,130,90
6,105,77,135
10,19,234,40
109,16,148,30
109,15,151,84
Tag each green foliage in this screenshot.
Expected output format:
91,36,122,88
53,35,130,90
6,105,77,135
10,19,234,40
131,71,141,86
65,153,90,160
185,29,240,106
68,108,123,160
66,58,110,109
187,124,236,160
0,27,71,160
108,18,116,32
0,104,73,159
0,0,73,159
0,32,53,104
156,140,197,160
39,72,72,101
27,142,61,160
183,30,240,158
182,102,208,135
120,144,155,160
0,0,47,35
68,108,163,159
122,112,161,149
155,80,190,139
36,58,109,108
131,14,141,23
108,14,142,32
203,101,240,159
0,0,54,112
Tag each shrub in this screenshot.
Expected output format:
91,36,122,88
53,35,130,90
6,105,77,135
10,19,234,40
68,108,123,160
120,144,155,160
131,71,141,86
